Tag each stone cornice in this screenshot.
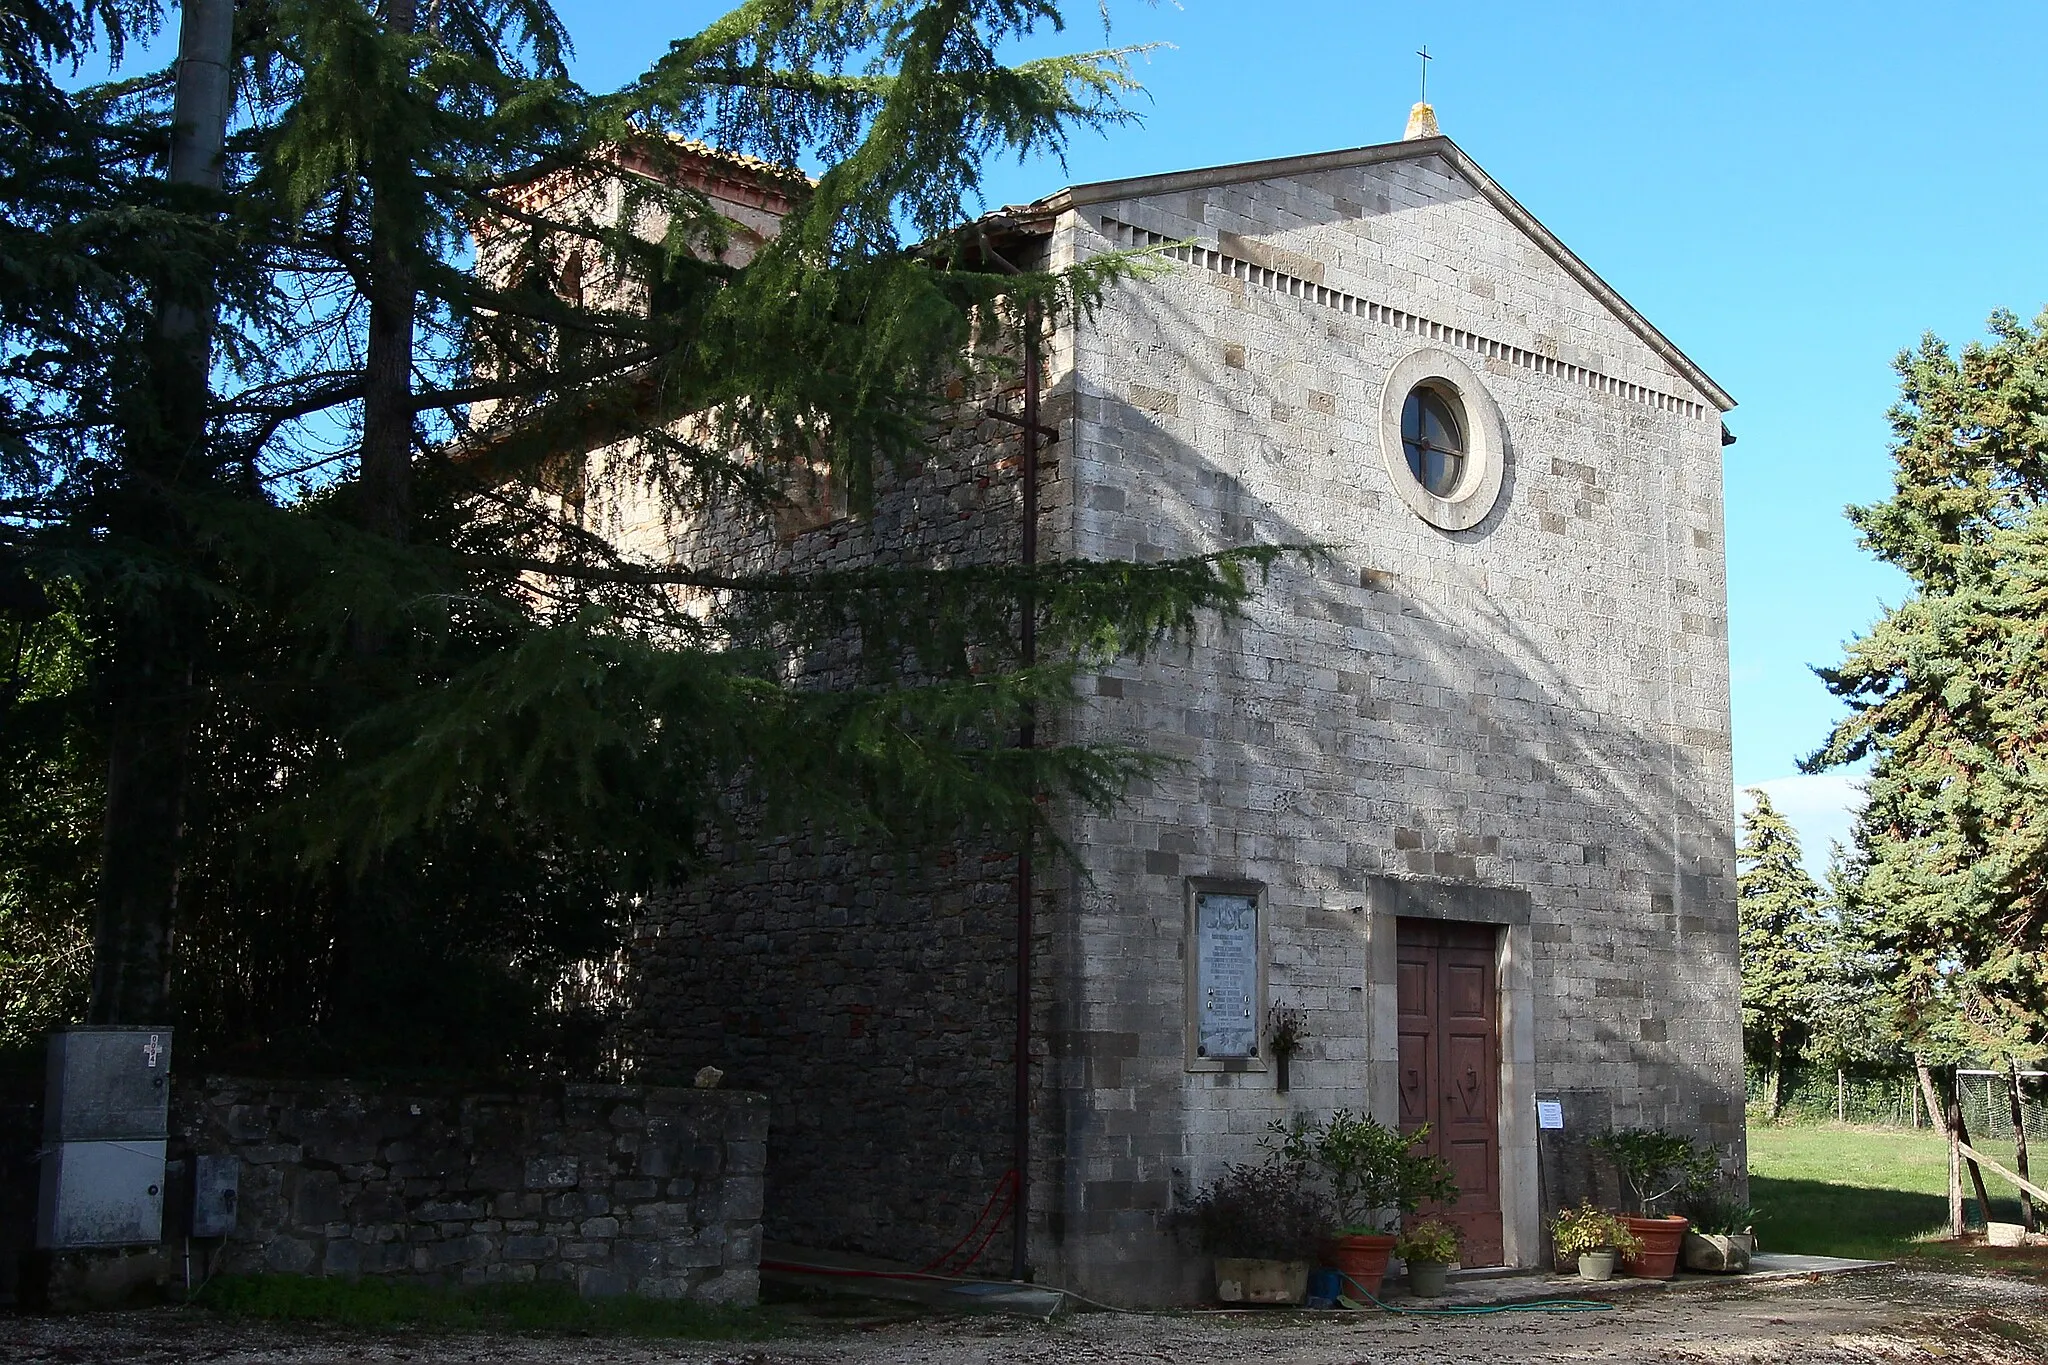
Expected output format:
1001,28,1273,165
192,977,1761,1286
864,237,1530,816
1034,137,1734,414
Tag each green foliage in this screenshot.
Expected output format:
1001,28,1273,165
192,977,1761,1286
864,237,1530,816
1182,1154,1333,1262
0,602,97,1051
195,1273,789,1338
1737,789,1828,1097
1589,1126,1715,1216
1264,1004,1308,1060
1675,1185,1759,1236
1267,1110,1458,1234
1548,1203,1642,1259
1392,1216,1461,1265
1807,308,2048,1062
2,2,1290,1065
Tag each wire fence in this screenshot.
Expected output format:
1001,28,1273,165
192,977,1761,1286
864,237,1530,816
1746,1065,2048,1139
1954,1070,2048,1144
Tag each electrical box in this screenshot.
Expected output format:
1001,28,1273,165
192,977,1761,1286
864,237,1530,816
191,1155,240,1237
43,1027,172,1142
38,1026,173,1250
36,1139,167,1248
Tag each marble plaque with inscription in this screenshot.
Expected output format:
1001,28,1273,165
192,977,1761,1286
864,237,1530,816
1195,893,1258,1058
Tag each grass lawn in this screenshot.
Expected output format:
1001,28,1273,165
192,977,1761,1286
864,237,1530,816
1748,1123,2036,1262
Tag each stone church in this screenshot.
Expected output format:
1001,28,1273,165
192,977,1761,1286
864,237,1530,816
575,111,1744,1305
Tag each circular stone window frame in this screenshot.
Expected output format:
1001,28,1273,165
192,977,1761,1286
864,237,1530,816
1378,348,1508,532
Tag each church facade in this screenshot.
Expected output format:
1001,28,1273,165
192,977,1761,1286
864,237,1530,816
616,130,1744,1305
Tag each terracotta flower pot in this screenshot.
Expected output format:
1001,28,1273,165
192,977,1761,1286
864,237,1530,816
1322,1232,1397,1296
1620,1215,1689,1279
1214,1257,1310,1305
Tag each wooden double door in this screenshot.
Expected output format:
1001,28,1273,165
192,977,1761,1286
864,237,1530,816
1396,919,1504,1266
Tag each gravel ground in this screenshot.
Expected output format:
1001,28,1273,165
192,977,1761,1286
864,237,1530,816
3,1268,2045,1365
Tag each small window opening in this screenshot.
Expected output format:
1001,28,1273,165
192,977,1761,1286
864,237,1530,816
1401,385,1466,498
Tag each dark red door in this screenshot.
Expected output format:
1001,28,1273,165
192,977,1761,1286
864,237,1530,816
1396,919,1503,1266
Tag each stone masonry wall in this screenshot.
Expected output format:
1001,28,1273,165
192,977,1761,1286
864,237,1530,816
618,350,1073,1270
1036,144,1745,1300
171,1079,766,1302
606,141,1743,1306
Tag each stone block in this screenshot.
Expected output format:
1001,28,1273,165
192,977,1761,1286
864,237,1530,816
289,1170,345,1226
427,1234,493,1269
263,1237,317,1275
666,1236,725,1270
614,1239,664,1278
493,1191,544,1219
720,1182,764,1222
693,1267,760,1306
576,1266,629,1298
322,1238,361,1276
504,1235,559,1261
524,1156,579,1190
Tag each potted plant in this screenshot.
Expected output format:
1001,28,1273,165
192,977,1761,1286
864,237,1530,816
1269,1111,1458,1296
1184,1153,1334,1305
1549,1202,1643,1281
1677,1187,1759,1273
1589,1127,1715,1279
1266,1006,1308,1093
1394,1217,1462,1298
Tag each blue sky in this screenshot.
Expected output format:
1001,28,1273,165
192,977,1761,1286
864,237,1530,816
552,0,2048,866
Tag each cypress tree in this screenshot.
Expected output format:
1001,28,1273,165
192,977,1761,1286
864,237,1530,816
1737,788,1826,1118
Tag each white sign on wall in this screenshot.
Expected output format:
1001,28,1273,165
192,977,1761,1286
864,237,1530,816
1537,1100,1565,1130
1195,893,1259,1058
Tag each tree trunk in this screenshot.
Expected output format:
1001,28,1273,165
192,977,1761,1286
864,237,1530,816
357,0,418,542
88,0,238,1026
1837,1065,1846,1124
1916,1057,1948,1137
2011,1058,2037,1233
1766,1030,1786,1120
88,641,193,1024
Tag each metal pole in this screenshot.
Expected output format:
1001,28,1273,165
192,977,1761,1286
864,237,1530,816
1012,304,1041,1284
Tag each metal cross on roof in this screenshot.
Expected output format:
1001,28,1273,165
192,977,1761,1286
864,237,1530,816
1418,45,1432,103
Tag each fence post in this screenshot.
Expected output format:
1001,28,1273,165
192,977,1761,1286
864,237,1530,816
1950,1124,1965,1237
2011,1058,2037,1233
1949,1066,1996,1229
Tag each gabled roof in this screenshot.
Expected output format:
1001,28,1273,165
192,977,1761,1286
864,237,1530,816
1028,135,1734,413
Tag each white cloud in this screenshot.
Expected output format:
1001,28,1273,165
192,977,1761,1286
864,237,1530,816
1742,773,1869,882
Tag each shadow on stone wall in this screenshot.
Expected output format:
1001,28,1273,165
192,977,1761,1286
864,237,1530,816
1039,280,1744,1290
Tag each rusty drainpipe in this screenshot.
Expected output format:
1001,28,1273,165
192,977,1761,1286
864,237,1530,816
1012,301,1042,1284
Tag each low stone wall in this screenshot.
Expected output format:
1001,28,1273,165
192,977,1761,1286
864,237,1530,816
172,1079,766,1302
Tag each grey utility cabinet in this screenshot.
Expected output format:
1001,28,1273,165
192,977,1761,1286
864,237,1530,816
37,1026,173,1249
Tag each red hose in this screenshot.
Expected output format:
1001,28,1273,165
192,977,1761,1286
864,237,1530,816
918,1169,1017,1274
